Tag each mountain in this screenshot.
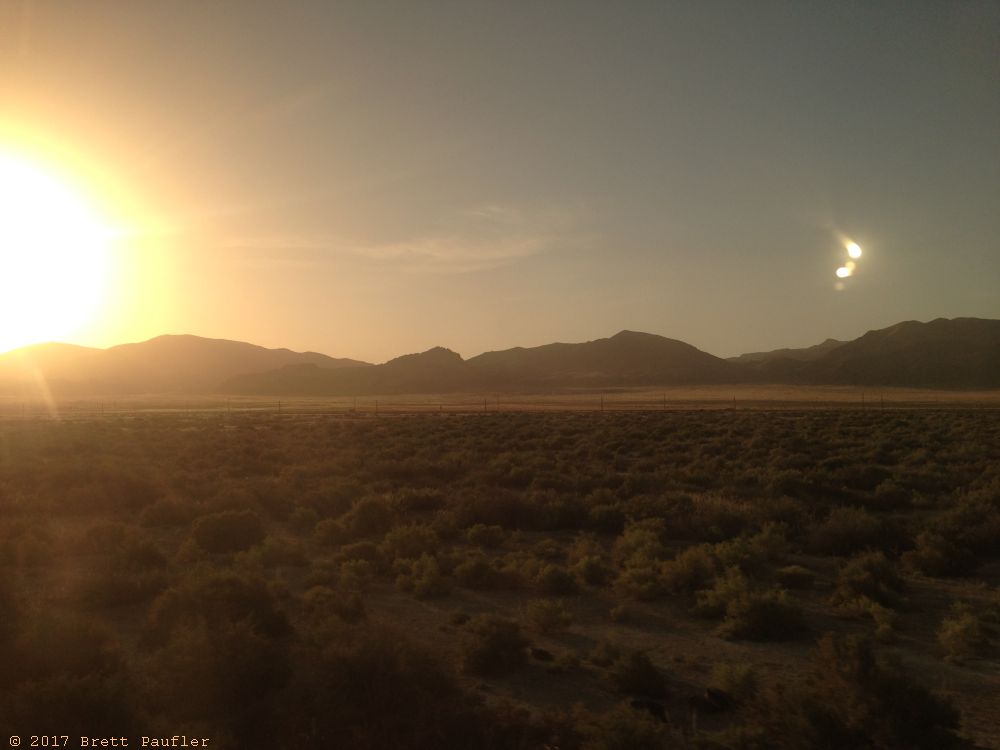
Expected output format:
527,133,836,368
0,334,369,395
4,317,998,398
222,330,745,395
467,330,744,387
798,318,1000,388
224,346,471,396
728,338,845,365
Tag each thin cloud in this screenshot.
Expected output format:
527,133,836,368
347,234,547,274
225,202,579,274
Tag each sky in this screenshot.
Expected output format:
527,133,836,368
0,0,998,362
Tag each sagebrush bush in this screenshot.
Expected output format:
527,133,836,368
192,510,266,554
938,604,990,663
832,550,905,607
524,599,572,634
808,506,888,556
459,615,528,675
610,650,666,699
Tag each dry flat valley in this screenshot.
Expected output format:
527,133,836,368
1,407,998,749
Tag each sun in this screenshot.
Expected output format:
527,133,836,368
0,153,113,353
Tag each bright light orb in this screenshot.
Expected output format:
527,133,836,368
835,266,852,278
0,154,112,353
847,241,862,259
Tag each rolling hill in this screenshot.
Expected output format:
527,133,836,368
3,318,998,397
0,334,369,395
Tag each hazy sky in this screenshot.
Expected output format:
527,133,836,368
1,1,998,362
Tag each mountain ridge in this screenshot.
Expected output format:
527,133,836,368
2,318,999,396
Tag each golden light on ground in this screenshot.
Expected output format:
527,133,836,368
0,153,114,353
836,266,852,278
847,241,862,259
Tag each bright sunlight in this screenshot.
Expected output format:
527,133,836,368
0,153,113,353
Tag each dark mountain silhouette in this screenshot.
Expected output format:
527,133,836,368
222,330,745,395
728,338,845,365
467,330,744,387
794,318,1000,388
225,346,470,396
0,334,369,395
3,317,998,397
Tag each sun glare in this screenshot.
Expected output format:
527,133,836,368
847,241,862,259
0,153,113,353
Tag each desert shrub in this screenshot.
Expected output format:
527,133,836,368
610,651,666,699
661,544,717,595
342,496,394,539
902,531,978,577
302,585,366,624
738,633,971,750
716,588,804,641
140,497,195,527
573,555,612,586
457,490,538,530
192,510,266,553
147,571,290,645
588,502,627,534
582,702,674,750
392,487,446,512
808,506,888,556
936,495,1000,557
10,612,120,682
240,535,308,568
775,564,815,589
381,522,438,561
289,626,532,750
77,568,168,608
2,674,139,738
713,522,789,573
615,558,665,600
938,604,991,663
589,640,622,667
693,566,753,617
536,564,580,596
459,615,528,675
609,603,633,623
287,506,319,534
832,551,905,607
314,517,347,546
147,618,291,739
453,555,502,590
525,599,572,634
395,553,450,599
613,520,668,565
872,478,911,509
466,523,506,548
709,661,758,703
